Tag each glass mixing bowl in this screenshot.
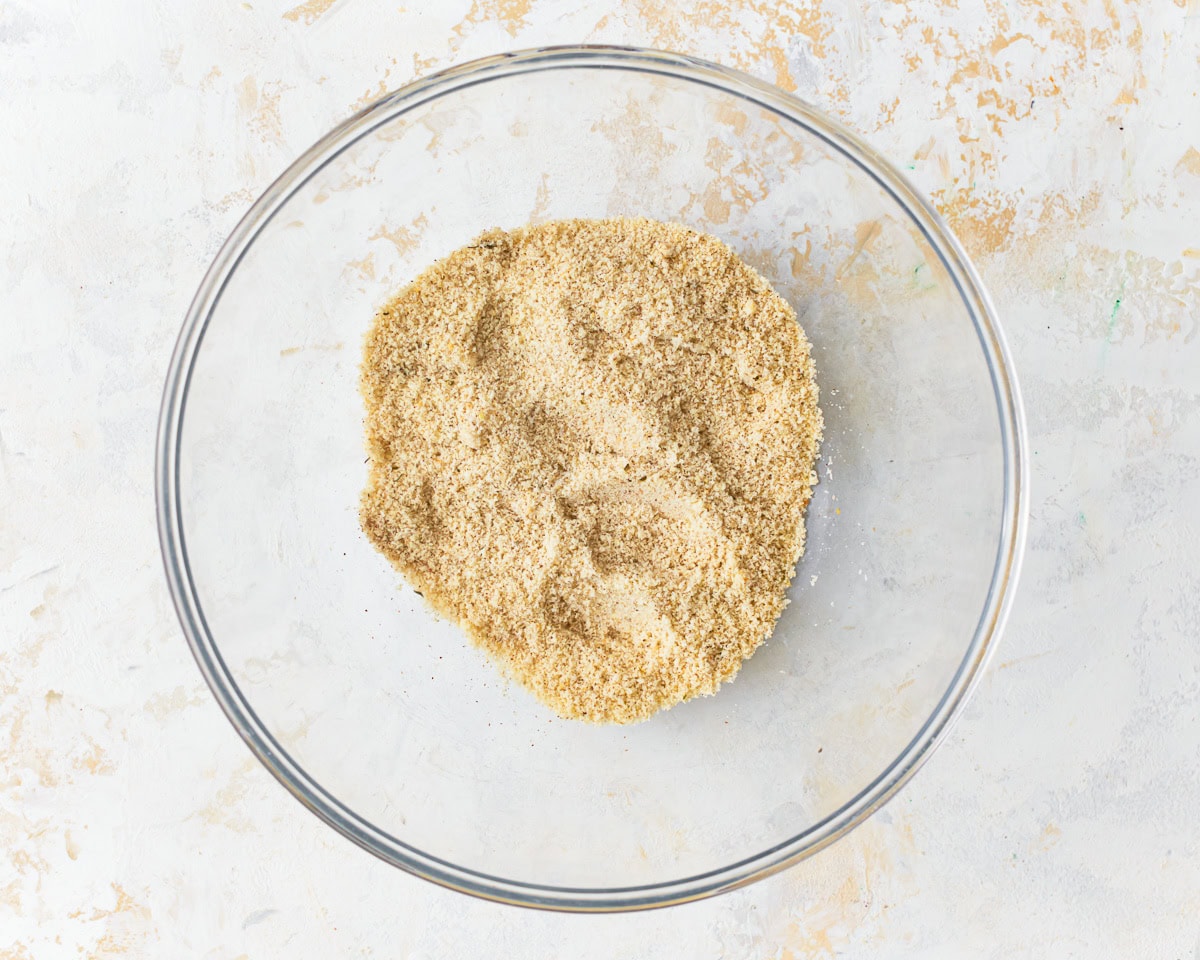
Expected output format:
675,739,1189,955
157,46,1027,911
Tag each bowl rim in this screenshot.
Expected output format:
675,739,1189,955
156,43,1029,912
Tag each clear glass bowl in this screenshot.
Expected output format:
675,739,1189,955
157,46,1027,911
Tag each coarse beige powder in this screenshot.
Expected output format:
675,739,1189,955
360,217,822,723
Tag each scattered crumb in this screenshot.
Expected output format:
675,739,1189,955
360,217,822,723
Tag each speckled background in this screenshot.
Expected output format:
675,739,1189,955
2,1,1198,956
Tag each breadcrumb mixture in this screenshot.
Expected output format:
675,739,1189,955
360,218,822,723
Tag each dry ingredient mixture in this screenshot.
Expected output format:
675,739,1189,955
360,218,822,723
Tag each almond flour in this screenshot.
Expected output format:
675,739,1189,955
360,218,822,723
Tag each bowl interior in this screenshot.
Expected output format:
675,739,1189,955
172,56,1007,897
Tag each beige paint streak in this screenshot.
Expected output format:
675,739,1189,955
283,0,338,24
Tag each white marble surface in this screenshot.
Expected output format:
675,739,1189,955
2,0,1198,956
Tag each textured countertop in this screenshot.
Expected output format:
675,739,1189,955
2,1,1198,956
